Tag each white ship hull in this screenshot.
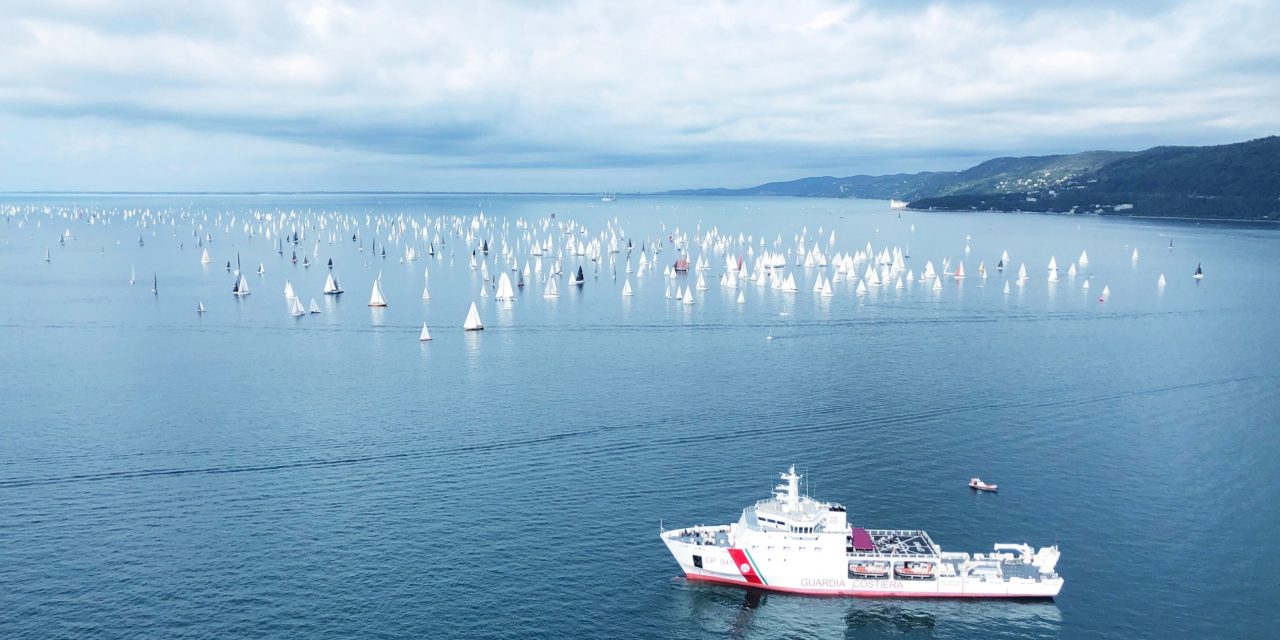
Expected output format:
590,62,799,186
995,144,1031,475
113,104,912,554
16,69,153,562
662,468,1062,599
664,534,1060,598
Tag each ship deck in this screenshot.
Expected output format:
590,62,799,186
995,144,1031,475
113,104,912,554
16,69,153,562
847,529,939,558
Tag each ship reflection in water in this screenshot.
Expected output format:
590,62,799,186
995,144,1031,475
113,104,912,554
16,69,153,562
676,581,1062,639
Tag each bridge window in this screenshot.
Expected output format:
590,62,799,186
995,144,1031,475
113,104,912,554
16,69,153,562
692,555,703,568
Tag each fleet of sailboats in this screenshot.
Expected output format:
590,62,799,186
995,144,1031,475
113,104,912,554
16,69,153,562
50,204,1204,338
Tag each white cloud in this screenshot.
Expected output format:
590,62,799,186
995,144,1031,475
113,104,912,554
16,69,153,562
0,0,1275,190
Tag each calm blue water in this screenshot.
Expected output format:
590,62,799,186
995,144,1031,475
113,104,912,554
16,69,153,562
2,194,1277,639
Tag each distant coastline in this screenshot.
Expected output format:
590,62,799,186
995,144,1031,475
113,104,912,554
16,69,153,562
665,136,1280,222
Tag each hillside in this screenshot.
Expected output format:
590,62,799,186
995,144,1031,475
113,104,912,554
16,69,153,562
669,137,1280,220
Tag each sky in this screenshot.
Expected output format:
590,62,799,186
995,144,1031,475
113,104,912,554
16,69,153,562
0,0,1276,192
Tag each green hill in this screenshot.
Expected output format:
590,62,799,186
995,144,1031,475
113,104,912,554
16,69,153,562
668,136,1280,220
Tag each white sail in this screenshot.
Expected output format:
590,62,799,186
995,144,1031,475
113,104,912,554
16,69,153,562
543,277,559,298
200,248,210,264
1101,285,1111,297
419,322,432,341
1158,273,1166,287
1047,256,1057,272
323,273,342,294
856,280,867,294
1131,248,1139,262
696,273,708,290
495,273,516,301
197,301,206,313
422,285,431,300
820,278,834,297
1078,250,1089,265
130,265,136,285
309,298,320,313
463,301,484,330
284,280,296,299
932,275,942,291
737,290,746,304
621,279,633,296
234,274,250,296
682,286,694,304
369,278,388,306
1003,280,1010,294
290,296,306,316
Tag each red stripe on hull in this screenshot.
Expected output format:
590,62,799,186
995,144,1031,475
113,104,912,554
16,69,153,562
724,548,763,585
683,573,1055,600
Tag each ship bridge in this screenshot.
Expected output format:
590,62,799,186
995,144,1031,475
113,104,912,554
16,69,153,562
741,466,848,534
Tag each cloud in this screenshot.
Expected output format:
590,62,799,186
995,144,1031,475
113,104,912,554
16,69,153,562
0,0,1276,190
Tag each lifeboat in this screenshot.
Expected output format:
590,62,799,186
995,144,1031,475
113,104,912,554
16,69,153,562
895,562,936,578
848,562,890,578
969,477,998,492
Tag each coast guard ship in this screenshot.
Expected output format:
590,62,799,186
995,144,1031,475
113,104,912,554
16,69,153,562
661,466,1063,598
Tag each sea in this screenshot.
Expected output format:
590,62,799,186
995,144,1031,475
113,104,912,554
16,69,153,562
1,193,1277,639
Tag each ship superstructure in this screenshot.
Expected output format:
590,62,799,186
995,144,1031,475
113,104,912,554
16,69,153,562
661,466,1062,598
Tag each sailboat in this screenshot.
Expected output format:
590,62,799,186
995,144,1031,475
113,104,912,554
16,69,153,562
197,301,205,314
257,262,265,275
954,262,966,280
200,248,210,264
284,280,296,299
737,290,746,304
44,248,50,263
1193,263,1203,280
419,322,432,341
232,253,250,296
151,274,158,295
130,265,136,285
1158,273,1167,287
682,286,695,304
543,277,559,298
1078,250,1089,266
495,273,516,301
463,301,484,330
1132,248,1140,262
369,277,388,307
309,298,321,314
572,266,585,286
289,296,306,316
324,272,343,295
621,279,633,296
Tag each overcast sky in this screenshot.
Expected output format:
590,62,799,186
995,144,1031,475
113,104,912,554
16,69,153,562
0,0,1275,192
